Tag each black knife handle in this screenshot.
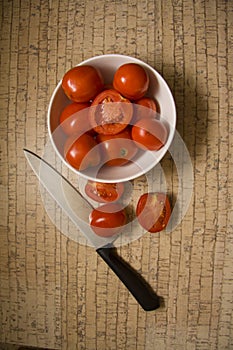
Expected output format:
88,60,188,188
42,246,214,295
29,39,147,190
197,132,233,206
96,246,160,311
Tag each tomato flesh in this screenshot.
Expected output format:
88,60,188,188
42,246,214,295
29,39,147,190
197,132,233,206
96,128,138,166
89,203,127,237
131,118,168,151
89,89,133,135
136,193,171,233
85,181,124,203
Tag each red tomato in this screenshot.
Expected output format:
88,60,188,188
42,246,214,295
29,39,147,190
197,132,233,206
113,63,149,100
133,97,158,121
136,193,171,233
59,102,92,135
64,133,100,171
85,181,124,203
97,128,138,166
62,65,104,102
89,89,133,135
131,118,168,151
89,203,127,237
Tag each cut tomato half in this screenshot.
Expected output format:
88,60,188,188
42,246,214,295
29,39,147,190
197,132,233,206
85,181,124,203
136,192,171,233
89,89,133,135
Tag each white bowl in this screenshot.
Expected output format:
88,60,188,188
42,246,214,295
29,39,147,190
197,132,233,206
47,54,176,183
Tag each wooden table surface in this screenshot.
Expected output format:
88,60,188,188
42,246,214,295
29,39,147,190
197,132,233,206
0,0,233,349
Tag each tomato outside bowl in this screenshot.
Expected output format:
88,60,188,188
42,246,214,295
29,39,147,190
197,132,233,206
47,54,176,183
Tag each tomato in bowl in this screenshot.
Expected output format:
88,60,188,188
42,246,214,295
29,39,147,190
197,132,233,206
47,54,176,183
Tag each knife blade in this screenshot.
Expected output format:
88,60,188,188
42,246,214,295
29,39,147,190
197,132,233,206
24,148,160,311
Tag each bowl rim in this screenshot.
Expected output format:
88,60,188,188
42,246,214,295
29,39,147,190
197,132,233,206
47,54,177,183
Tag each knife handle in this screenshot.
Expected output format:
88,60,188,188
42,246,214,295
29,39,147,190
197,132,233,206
96,246,160,311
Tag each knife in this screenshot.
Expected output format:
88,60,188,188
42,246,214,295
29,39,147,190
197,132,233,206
24,149,160,311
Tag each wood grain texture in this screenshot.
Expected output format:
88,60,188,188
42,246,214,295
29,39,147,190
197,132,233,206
0,0,232,349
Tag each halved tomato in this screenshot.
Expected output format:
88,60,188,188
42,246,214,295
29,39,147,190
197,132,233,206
136,193,171,233
89,203,127,237
85,181,124,203
89,89,133,135
96,127,138,166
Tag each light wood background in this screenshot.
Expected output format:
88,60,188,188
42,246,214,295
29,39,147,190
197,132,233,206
0,0,233,349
